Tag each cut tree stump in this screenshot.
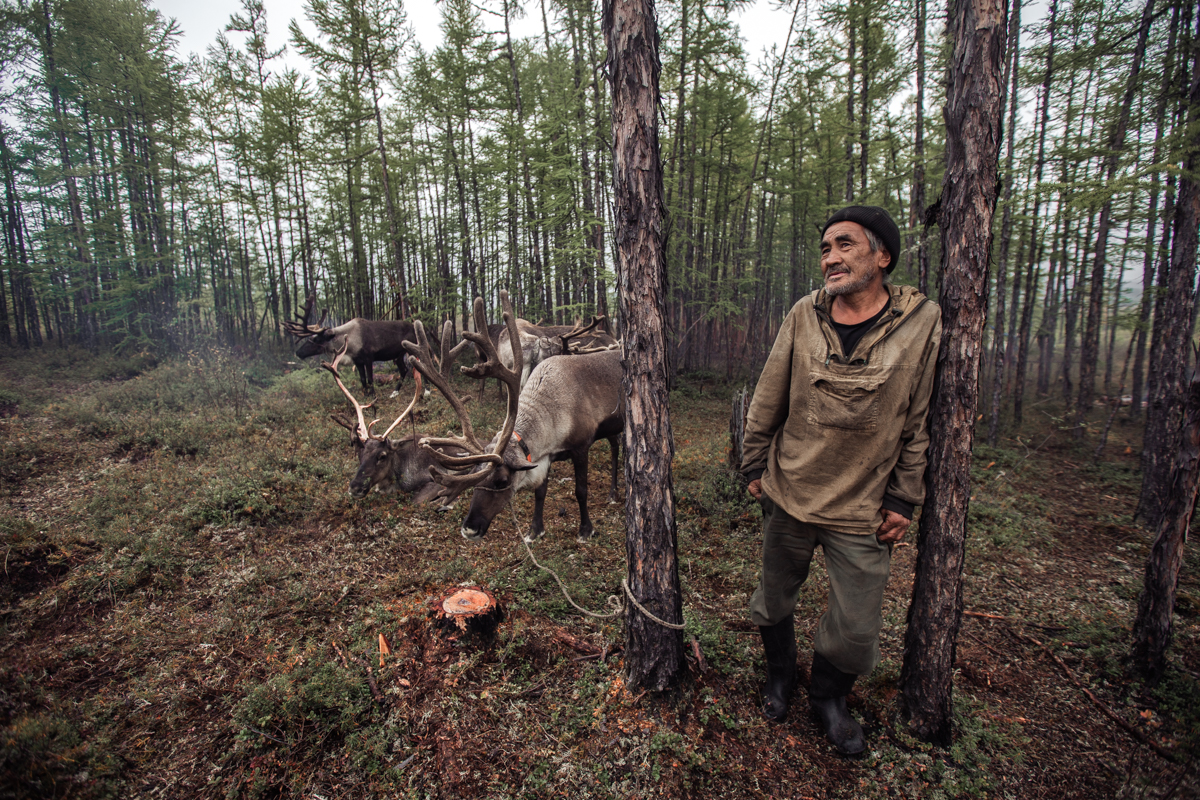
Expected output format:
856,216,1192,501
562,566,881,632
429,586,505,643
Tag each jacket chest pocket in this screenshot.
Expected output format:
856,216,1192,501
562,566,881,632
806,371,885,432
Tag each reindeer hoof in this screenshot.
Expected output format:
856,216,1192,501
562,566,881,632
522,528,546,544
576,526,595,543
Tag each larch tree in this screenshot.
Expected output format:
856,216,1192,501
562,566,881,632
901,0,1009,745
603,0,685,692
1138,0,1200,530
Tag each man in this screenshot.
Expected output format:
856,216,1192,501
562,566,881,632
740,205,941,756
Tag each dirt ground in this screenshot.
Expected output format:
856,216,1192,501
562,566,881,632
0,347,1196,799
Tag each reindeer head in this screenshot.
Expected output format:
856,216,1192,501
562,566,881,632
403,292,531,539
458,435,541,539
285,291,335,359
323,347,429,499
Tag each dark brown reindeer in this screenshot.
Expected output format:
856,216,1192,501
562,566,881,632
497,316,618,388
406,293,623,543
322,334,471,508
285,293,427,393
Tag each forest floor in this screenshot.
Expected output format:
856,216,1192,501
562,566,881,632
0,344,1197,800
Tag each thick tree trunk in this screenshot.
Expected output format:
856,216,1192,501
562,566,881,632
604,0,685,692
901,0,1007,745
1139,5,1200,529
1131,369,1200,681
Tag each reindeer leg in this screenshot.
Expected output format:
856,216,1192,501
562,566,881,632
607,435,620,504
573,449,594,542
525,476,549,543
356,361,371,395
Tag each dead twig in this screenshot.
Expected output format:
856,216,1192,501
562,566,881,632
690,635,708,672
550,625,602,656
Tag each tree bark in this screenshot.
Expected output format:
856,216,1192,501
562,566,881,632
1131,367,1200,681
1139,3,1200,529
603,0,685,692
901,0,1008,745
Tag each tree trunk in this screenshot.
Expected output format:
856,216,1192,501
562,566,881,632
1075,0,1157,436
1131,367,1200,681
39,0,96,347
912,0,929,295
1139,3,1200,529
1013,0,1058,424
901,0,1007,746
603,0,685,692
987,0,1022,446
1132,2,1181,422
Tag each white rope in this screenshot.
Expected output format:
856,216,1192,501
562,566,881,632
509,508,687,630
620,578,686,630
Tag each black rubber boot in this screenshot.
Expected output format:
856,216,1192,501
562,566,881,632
758,617,797,722
809,652,866,756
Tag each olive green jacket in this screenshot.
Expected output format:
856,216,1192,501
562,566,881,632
740,284,941,535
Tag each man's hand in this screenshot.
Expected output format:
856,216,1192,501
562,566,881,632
876,508,911,544
748,478,763,500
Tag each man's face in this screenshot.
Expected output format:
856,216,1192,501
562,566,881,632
819,221,891,298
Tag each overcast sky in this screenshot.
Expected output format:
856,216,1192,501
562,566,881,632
148,0,797,75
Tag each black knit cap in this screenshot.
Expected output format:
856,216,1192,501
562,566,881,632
822,206,902,273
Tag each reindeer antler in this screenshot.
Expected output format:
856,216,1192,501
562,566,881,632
558,315,607,354
322,344,423,446
283,291,329,339
403,292,524,489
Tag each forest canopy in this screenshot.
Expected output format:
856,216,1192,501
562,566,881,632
0,0,1192,412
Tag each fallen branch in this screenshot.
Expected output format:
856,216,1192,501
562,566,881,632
333,640,386,707
550,626,602,656
1017,631,1177,762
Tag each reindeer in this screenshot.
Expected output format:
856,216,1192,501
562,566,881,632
405,292,623,543
285,293,428,393
321,336,470,508
497,317,618,387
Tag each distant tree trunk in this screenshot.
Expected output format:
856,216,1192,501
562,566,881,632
901,0,1007,746
987,0,1022,447
1132,2,1181,422
1131,367,1200,681
1013,0,1058,424
1139,4,1200,529
908,0,929,295
500,0,545,318
39,0,96,346
846,3,857,202
1075,0,1157,436
1104,214,1135,395
604,0,685,691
